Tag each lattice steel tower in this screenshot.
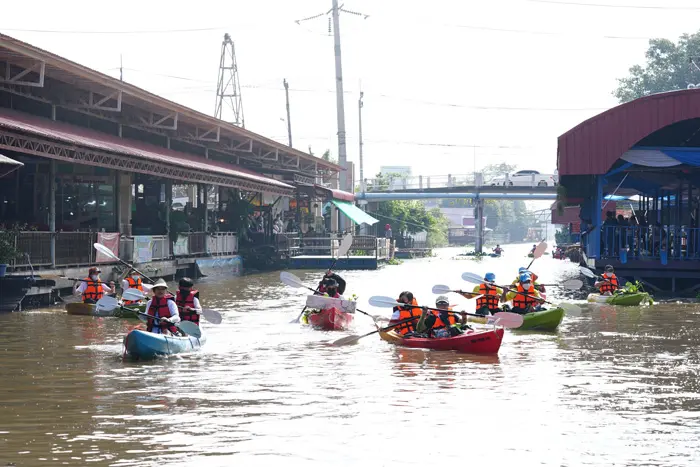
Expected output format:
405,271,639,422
214,33,245,127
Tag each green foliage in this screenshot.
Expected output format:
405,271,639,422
555,225,572,245
614,32,700,102
426,207,449,248
482,162,517,181
0,223,24,264
620,281,646,295
322,149,337,164
387,258,403,265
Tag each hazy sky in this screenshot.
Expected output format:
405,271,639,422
3,0,700,182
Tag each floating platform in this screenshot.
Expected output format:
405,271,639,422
395,249,432,259
289,255,380,270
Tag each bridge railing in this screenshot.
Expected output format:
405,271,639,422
360,172,554,192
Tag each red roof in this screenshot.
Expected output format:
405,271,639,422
329,188,355,202
558,89,700,176
0,108,293,192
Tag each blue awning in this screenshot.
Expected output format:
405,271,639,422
331,200,379,226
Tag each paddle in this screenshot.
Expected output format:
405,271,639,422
461,271,581,315
367,296,525,328
526,240,547,269
93,243,155,284
121,288,222,325
287,233,353,324
280,271,382,321
433,280,583,295
332,315,422,346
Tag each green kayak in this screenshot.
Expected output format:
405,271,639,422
468,307,565,331
519,307,565,331
587,292,651,306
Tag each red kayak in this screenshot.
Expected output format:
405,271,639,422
307,307,354,331
379,327,504,354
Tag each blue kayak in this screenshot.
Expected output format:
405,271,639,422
123,329,206,359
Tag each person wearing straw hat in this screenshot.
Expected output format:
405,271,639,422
144,279,180,335
74,267,115,303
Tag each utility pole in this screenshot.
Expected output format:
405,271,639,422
284,79,292,147
214,33,245,127
358,91,364,194
119,54,123,81
331,0,348,193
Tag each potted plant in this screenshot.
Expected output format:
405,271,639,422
0,224,21,277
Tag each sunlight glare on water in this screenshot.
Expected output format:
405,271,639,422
1,243,699,466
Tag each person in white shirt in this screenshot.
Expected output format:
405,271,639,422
144,278,180,335
74,267,114,303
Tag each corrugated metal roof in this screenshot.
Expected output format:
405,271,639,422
558,89,700,176
0,108,293,190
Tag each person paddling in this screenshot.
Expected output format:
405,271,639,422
502,274,544,315
320,278,344,299
469,272,503,316
427,296,466,337
318,270,346,296
122,269,147,306
493,245,503,255
388,291,421,336
595,265,619,296
144,279,180,336
74,267,115,304
175,277,202,326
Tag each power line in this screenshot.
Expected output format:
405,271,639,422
523,0,700,10
0,26,229,34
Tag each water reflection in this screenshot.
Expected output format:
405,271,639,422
1,244,700,465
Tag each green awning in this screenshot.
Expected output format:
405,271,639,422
331,200,379,226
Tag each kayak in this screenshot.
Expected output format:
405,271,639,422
587,292,651,306
468,307,565,331
527,253,534,258
488,253,501,258
65,302,146,318
379,327,503,354
304,307,354,331
123,329,206,359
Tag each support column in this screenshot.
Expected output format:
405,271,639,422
474,197,484,254
590,175,603,259
117,173,132,235
331,202,339,232
165,180,172,236
203,149,209,232
49,159,56,267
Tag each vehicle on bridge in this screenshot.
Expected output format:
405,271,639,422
490,170,558,187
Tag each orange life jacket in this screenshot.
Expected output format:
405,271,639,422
175,289,200,325
82,277,103,303
432,306,457,329
392,298,421,335
512,283,540,310
476,283,500,311
599,274,619,294
123,276,144,305
147,296,178,334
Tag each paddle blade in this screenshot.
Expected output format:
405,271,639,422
177,321,202,338
280,271,305,289
95,296,119,313
431,284,452,294
533,241,547,258
333,334,363,346
122,288,146,301
93,242,119,261
337,233,353,258
461,272,484,284
489,311,524,329
368,295,401,308
558,302,581,316
142,283,153,291
562,279,584,290
202,308,222,325
579,266,596,279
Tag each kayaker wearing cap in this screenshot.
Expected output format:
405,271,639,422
122,269,147,306
595,265,619,296
318,270,347,296
502,273,543,314
389,291,421,335
175,277,202,326
513,267,539,284
74,267,115,304
144,278,180,335
471,272,503,316
426,296,464,337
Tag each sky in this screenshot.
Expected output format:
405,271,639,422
3,0,700,185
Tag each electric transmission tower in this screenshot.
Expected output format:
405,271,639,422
215,33,245,128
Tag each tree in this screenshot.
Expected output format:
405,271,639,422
614,32,700,103
322,149,337,164
481,163,517,181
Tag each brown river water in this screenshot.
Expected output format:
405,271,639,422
1,243,700,466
